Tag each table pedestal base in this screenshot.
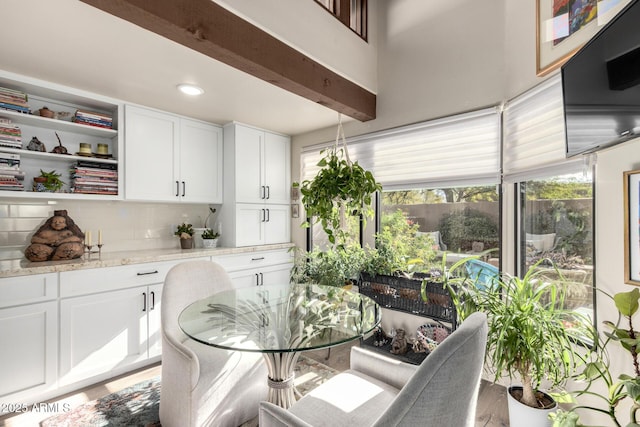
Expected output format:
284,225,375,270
263,352,302,409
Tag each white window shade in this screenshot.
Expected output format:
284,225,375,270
503,74,569,181
301,107,501,191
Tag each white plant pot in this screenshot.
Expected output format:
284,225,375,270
507,386,557,427
202,238,218,248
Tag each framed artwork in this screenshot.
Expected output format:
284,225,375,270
624,169,640,286
536,0,632,76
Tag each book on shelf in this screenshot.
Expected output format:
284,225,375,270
0,169,25,179
0,102,30,114
75,160,117,170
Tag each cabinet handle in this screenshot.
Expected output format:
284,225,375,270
255,273,260,286
251,256,265,261
142,292,147,312
137,270,159,276
261,209,266,222
266,209,270,222
182,181,186,197
150,291,155,311
260,272,264,286
175,181,180,197
266,186,270,199
261,186,266,199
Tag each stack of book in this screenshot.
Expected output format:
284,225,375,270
73,110,113,129
0,118,22,149
0,152,25,191
0,87,29,114
70,160,118,195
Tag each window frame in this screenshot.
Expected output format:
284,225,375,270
314,0,368,40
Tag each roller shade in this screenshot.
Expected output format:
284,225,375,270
301,107,501,191
503,74,578,181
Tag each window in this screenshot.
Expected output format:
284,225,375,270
518,170,594,320
314,0,368,39
381,185,501,272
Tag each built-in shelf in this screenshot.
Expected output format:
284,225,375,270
0,108,117,138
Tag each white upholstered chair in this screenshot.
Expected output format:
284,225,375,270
259,312,488,427
160,260,268,427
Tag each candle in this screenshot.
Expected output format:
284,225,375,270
87,231,92,246
98,230,102,245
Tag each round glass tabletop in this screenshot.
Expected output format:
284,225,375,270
179,283,381,353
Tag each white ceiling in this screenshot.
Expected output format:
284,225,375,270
1,0,350,136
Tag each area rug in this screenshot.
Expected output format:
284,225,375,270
41,356,338,427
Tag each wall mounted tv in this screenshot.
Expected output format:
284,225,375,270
562,0,640,157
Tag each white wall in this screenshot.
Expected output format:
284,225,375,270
213,0,378,93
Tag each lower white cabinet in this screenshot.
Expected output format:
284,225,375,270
0,301,58,407
59,284,160,386
228,263,292,288
0,273,58,408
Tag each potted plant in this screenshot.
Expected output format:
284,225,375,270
33,169,65,192
174,222,194,249
448,259,593,427
201,228,220,248
550,288,640,427
294,121,382,246
290,245,366,289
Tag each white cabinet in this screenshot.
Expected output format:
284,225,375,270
221,122,291,247
234,125,290,204
59,286,151,386
214,248,293,289
124,105,223,203
58,259,193,386
0,273,58,407
0,70,122,200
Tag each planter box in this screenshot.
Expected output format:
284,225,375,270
359,272,457,329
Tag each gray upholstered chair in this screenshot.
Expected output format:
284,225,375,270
160,260,268,427
259,311,488,427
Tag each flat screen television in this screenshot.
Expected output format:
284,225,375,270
562,0,640,157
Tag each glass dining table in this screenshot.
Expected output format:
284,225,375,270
179,282,381,408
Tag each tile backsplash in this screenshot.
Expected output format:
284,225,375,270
0,198,218,261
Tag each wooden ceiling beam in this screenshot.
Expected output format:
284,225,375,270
79,0,376,121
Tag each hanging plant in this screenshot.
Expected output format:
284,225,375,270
294,116,382,245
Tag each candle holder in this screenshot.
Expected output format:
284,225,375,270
84,243,102,259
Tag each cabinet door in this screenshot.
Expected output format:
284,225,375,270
264,204,291,244
179,119,223,203
235,125,264,203
124,105,179,201
261,263,293,286
0,301,57,405
59,287,147,386
228,269,262,289
264,132,291,205
146,284,163,359
235,203,265,247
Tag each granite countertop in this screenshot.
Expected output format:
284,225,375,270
0,243,295,278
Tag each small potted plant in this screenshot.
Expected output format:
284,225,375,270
175,223,194,249
33,169,65,192
201,228,220,248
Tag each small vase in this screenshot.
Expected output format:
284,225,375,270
180,238,193,249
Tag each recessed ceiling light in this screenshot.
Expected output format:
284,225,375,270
177,84,204,96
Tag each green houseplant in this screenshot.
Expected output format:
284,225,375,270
290,245,366,288
550,288,640,427
201,228,220,248
294,120,381,246
448,259,593,426
175,222,194,249
34,169,65,192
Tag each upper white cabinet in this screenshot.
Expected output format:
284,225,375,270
124,105,223,203
0,70,123,200
221,122,291,247
234,124,291,205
